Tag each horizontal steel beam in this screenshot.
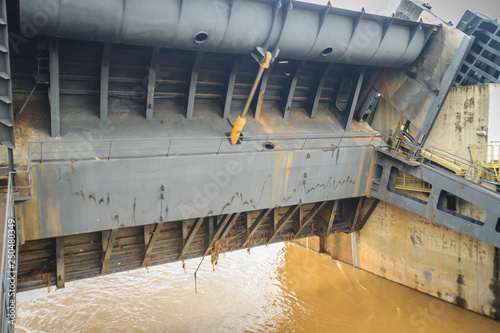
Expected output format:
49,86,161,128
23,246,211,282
20,0,435,68
19,144,375,240
370,149,500,248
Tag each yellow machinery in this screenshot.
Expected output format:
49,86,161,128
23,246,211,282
388,125,500,191
388,125,466,176
469,145,500,186
230,52,273,145
394,171,432,193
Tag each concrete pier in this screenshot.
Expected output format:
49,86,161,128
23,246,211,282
295,83,500,320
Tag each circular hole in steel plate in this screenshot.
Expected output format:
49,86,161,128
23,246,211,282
264,142,275,150
194,31,208,44
322,46,334,56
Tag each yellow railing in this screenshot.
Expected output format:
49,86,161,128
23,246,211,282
394,172,432,193
469,144,500,185
385,126,500,190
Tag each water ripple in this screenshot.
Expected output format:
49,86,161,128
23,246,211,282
16,243,500,332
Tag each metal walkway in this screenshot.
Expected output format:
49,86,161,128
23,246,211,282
371,148,500,247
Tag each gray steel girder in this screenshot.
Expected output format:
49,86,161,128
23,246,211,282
370,150,500,248
18,145,374,241
19,0,435,68
373,23,473,147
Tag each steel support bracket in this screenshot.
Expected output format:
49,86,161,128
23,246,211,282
251,0,293,63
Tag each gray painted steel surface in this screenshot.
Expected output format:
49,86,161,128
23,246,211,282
0,0,14,149
370,149,500,248
20,0,435,68
455,10,500,86
395,0,429,21
373,23,473,145
18,145,374,240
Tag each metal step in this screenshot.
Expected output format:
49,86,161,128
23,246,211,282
14,196,32,203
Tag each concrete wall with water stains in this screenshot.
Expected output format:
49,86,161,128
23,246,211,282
371,84,496,157
489,85,500,144
296,83,500,320
425,85,492,157
296,193,500,320
357,201,498,319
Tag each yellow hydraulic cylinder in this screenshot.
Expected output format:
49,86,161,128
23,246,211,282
229,115,247,144
230,51,272,145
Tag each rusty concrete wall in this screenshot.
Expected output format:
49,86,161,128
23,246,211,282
489,84,500,144
354,199,499,319
426,85,490,158
371,84,491,159
295,83,500,320
295,199,500,320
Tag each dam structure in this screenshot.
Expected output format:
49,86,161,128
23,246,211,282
0,0,499,330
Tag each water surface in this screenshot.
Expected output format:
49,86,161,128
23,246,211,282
16,243,500,332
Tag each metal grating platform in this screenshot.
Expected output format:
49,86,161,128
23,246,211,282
455,10,500,86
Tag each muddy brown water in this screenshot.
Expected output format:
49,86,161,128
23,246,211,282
15,243,500,332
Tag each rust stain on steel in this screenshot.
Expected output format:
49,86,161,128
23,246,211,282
283,152,294,200
256,127,299,133
350,120,365,131
46,197,62,239
17,204,324,291
363,149,378,197
352,147,366,197
18,188,42,240
258,93,265,114
386,149,420,166
270,152,285,207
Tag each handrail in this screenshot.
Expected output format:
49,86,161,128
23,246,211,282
372,132,500,190
28,132,382,163
29,132,379,144
0,172,17,332
24,130,499,188
0,144,32,331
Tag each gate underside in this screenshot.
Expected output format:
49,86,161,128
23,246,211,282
17,199,364,292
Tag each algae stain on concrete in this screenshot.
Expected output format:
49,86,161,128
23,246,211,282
455,274,468,308
424,268,435,282
490,247,500,320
